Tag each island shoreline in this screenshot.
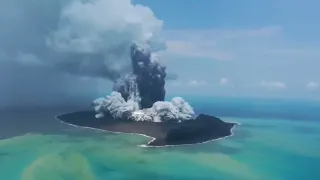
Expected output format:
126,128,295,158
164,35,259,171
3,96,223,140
55,111,240,148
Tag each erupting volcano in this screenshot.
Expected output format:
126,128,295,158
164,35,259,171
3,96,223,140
55,0,238,147
92,42,195,123
57,42,238,147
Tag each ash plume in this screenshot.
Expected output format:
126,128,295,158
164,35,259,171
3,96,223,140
0,0,167,106
0,0,193,119
49,0,195,122
93,43,195,122
130,42,166,108
46,0,165,81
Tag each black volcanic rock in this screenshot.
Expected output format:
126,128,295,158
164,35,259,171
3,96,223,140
149,114,236,146
57,111,237,147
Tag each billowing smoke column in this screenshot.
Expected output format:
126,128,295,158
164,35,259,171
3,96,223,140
116,42,166,109
29,0,195,122
93,43,195,122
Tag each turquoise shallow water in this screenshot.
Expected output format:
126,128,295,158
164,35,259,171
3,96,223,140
0,98,320,180
0,115,319,180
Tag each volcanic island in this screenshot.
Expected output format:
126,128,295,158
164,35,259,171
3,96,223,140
57,43,238,147
57,111,237,147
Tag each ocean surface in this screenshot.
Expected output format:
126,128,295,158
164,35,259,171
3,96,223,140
0,97,319,180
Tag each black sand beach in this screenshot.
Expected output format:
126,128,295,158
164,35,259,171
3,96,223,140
57,111,237,147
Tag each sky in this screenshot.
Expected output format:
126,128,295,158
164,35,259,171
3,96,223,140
134,0,320,99
0,0,319,108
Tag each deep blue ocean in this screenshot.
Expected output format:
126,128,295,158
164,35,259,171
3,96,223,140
0,97,319,180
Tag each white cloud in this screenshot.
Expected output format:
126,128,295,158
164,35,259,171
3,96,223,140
306,81,319,90
188,79,209,86
48,0,164,53
259,81,286,90
45,0,164,79
167,79,209,87
218,26,283,39
169,81,182,87
220,77,233,87
16,52,43,66
161,26,283,61
164,40,231,60
0,52,44,66
164,26,283,41
264,49,320,58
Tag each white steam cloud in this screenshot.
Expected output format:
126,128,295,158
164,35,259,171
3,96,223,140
44,0,195,122
93,92,195,122
1,0,190,117
47,0,165,80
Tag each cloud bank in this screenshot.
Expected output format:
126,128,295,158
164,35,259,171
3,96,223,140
47,0,165,80
306,81,319,91
0,0,166,107
220,77,234,87
188,80,209,86
259,81,286,90
162,26,283,61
